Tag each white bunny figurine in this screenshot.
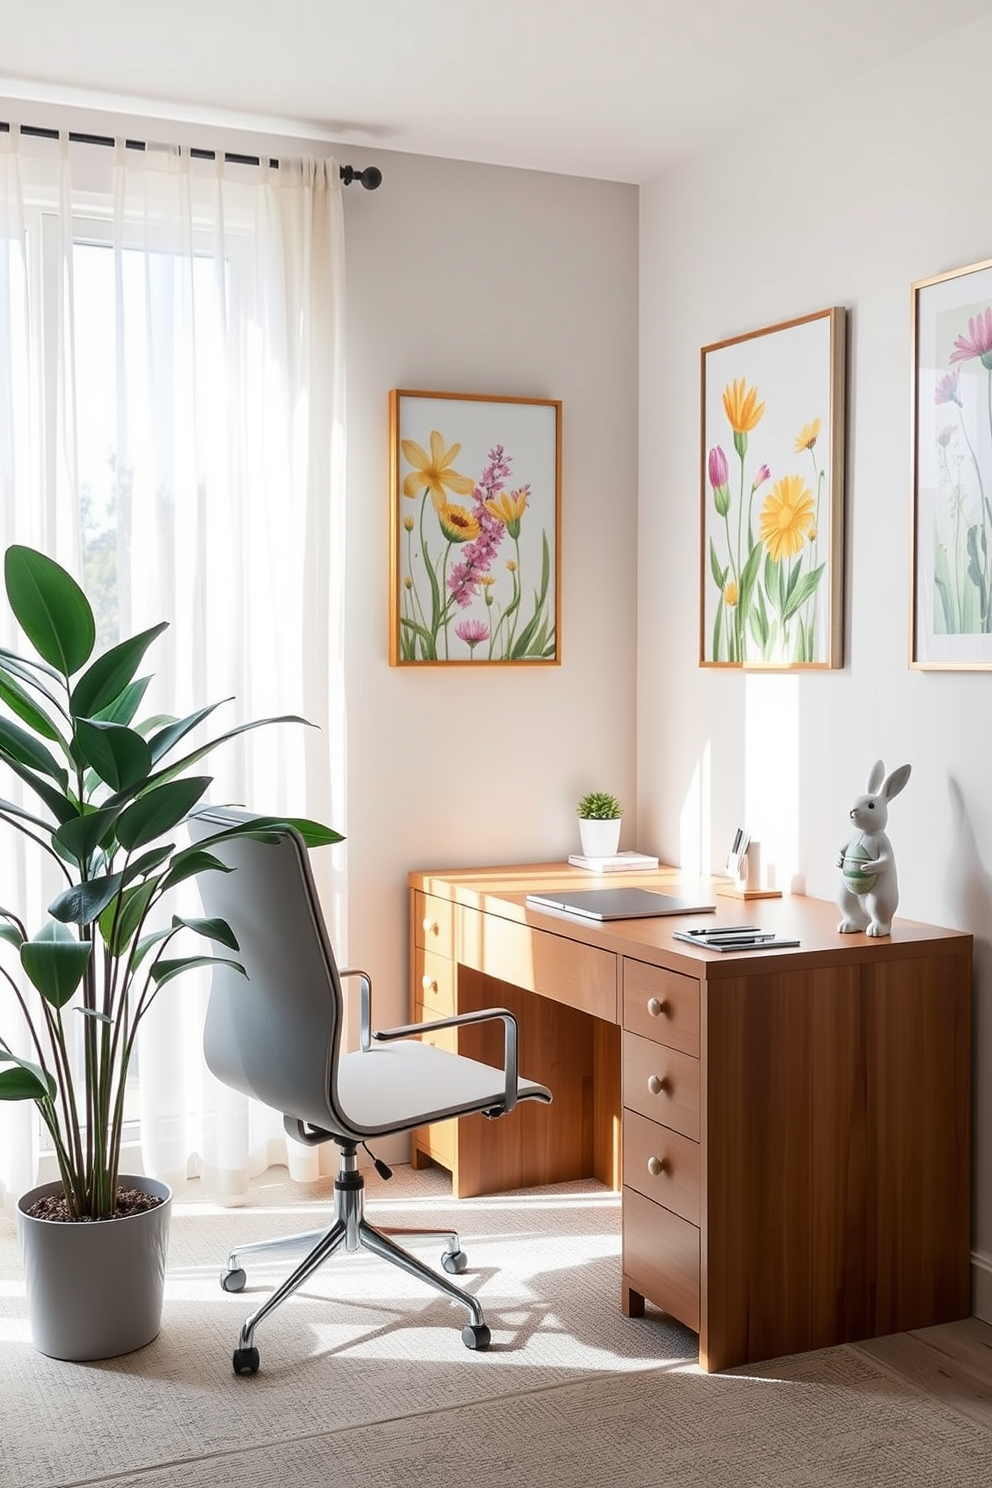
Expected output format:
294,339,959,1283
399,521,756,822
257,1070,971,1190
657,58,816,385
835,759,912,937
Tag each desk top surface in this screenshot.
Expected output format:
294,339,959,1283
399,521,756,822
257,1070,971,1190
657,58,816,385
409,862,972,979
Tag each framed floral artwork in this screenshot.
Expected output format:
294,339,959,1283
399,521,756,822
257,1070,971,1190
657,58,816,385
700,307,846,669
389,390,561,666
911,255,992,669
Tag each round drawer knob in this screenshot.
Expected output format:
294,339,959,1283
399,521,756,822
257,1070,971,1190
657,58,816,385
423,917,439,935
647,996,669,1017
647,1155,667,1177
647,1073,669,1096
422,974,438,993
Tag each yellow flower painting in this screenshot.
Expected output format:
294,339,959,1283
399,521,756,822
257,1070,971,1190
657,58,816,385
701,309,846,668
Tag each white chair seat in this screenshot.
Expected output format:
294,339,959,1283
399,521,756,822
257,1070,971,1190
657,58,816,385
335,1041,547,1134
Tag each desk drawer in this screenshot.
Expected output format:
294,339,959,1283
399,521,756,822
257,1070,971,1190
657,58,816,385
623,959,699,1057
623,1109,699,1225
414,949,456,1017
414,891,455,960
623,1185,700,1333
458,904,618,1023
623,1030,700,1141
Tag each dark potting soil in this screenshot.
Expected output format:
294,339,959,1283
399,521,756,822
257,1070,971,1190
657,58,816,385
24,1187,166,1221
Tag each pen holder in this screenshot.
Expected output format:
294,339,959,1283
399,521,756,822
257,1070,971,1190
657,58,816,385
718,839,783,901
737,842,761,893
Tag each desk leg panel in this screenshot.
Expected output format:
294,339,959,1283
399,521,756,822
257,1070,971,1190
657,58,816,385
451,967,617,1197
865,951,972,1332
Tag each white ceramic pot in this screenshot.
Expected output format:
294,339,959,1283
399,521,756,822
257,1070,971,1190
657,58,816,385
579,817,622,857
17,1174,172,1360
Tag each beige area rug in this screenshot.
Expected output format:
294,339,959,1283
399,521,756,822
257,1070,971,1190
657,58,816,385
0,1165,694,1487
2,1166,991,1488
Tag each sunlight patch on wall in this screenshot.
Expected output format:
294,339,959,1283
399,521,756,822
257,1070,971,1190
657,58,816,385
743,673,799,891
678,738,712,876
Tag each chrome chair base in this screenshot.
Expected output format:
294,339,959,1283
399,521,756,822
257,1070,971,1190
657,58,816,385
222,1143,491,1374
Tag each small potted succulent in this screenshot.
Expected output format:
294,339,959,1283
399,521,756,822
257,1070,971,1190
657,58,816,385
576,790,623,858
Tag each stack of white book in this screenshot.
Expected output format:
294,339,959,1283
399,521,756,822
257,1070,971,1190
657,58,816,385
567,850,660,873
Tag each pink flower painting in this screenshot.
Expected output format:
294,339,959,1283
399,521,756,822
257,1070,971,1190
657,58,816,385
393,395,559,663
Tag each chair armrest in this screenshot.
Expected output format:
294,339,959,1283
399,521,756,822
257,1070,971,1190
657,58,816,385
373,1008,520,1116
338,966,373,1051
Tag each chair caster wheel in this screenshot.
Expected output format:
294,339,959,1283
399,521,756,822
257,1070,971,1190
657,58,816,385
232,1346,260,1375
221,1267,247,1292
461,1323,491,1350
442,1249,468,1274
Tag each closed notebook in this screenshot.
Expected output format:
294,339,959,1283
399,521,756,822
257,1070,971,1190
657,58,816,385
525,887,715,921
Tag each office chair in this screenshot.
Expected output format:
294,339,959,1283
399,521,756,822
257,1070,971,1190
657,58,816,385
189,810,552,1375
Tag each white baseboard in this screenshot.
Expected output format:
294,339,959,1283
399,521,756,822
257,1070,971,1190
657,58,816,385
973,1250,992,1324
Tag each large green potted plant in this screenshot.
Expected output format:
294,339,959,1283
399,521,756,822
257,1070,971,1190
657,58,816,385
0,544,340,1360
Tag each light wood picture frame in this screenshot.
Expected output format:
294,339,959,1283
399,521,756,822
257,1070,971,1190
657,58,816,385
700,307,846,669
389,390,562,666
911,255,992,669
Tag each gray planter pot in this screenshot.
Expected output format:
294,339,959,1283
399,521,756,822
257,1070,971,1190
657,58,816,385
16,1174,172,1361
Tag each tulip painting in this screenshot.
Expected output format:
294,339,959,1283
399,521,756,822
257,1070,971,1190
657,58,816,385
701,309,845,669
390,392,561,665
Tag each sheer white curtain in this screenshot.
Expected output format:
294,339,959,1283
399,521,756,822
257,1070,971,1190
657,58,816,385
0,127,346,1209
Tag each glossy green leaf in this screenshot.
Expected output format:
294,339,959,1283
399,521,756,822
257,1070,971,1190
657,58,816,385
150,954,245,990
20,922,91,1007
0,922,24,948
0,1053,56,1102
122,843,175,884
0,795,60,835
158,849,233,892
0,643,63,689
146,701,226,763
0,755,79,825
70,623,168,720
132,712,176,738
188,815,344,851
116,776,212,851
92,676,151,727
0,716,68,785
76,1007,113,1026
54,805,122,865
0,664,62,742
132,715,312,795
74,719,152,793
172,914,240,952
275,816,343,848
99,878,157,954
4,546,95,676
48,871,125,927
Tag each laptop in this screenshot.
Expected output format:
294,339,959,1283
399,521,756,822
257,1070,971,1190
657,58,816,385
524,887,716,921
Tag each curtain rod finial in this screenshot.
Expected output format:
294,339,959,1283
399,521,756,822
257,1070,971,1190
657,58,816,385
339,164,382,190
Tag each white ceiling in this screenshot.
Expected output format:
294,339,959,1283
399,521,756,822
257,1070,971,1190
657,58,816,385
3,0,992,184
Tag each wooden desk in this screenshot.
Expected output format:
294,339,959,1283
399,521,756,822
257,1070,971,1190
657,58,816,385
407,863,972,1372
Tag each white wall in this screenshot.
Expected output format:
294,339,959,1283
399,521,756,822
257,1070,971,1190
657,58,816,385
343,149,640,1051
638,12,992,1320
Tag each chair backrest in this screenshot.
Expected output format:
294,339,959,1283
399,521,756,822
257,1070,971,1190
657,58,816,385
189,809,345,1133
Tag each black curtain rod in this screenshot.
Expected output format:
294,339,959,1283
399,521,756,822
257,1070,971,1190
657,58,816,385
0,121,382,189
